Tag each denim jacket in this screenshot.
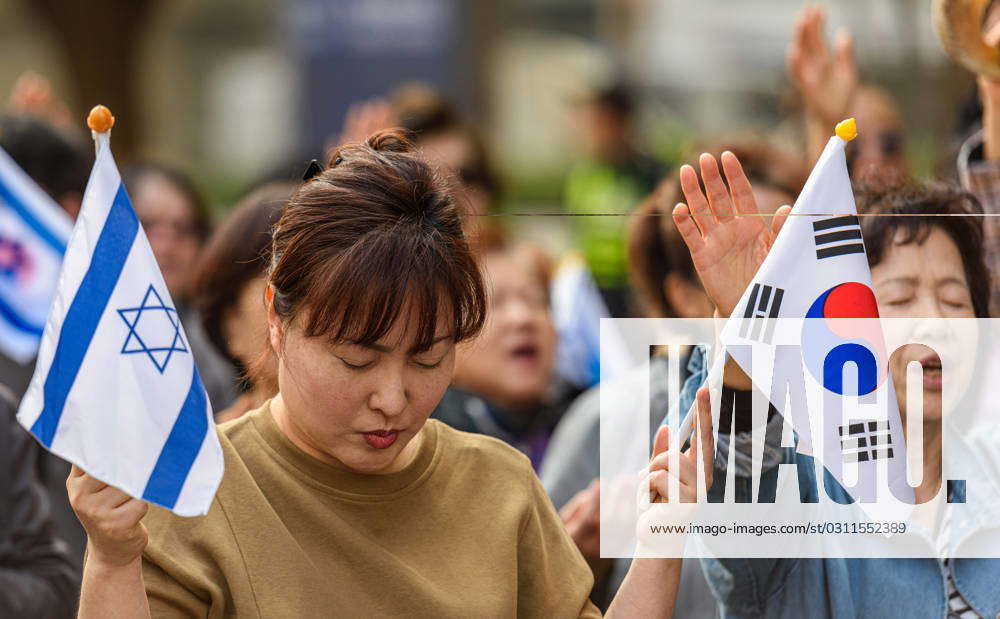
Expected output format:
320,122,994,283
674,347,1000,619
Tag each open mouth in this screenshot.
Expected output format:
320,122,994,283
919,353,942,390
920,353,942,375
509,343,539,363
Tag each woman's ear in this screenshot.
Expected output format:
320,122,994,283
265,285,284,356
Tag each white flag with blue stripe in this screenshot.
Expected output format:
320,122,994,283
17,127,223,516
0,146,73,363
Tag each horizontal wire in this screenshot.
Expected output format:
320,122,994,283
470,212,1000,217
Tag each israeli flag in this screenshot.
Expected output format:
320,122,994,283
17,129,223,516
0,146,73,363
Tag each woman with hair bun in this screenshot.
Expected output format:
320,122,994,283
67,130,687,618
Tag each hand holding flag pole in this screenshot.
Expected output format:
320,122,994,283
64,106,151,573
648,386,716,503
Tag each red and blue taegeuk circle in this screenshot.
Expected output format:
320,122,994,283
802,282,886,396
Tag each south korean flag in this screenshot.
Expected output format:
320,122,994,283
715,119,913,519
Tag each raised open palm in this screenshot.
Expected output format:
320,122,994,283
671,152,791,318
787,5,857,125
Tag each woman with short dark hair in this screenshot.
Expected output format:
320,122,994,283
68,130,687,618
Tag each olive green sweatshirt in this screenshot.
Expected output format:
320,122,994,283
141,402,600,618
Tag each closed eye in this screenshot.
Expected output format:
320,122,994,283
339,357,375,371
413,358,444,369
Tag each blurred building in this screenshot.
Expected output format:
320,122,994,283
0,0,977,213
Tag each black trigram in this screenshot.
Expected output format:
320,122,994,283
839,420,894,463
813,215,864,259
739,283,784,343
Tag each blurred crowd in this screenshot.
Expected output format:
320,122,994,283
3,3,1000,617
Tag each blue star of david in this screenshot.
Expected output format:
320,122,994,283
117,284,188,373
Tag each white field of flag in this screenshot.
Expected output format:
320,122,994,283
17,128,223,517
0,146,73,363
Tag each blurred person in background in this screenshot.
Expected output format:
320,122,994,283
0,384,79,618
787,6,907,179
432,229,562,471
333,85,502,244
1,80,85,605
848,85,907,178
563,81,664,317
0,112,86,220
0,112,92,568
6,71,73,131
121,163,210,310
393,83,501,244
192,182,294,423
121,163,238,412
541,140,804,612
548,82,665,396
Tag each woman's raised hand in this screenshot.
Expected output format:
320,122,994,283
671,152,791,318
787,5,857,127
67,465,149,568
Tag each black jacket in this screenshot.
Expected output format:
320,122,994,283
0,385,79,617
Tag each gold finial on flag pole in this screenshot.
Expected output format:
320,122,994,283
835,117,857,142
86,105,114,133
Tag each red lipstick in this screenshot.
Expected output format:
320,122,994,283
363,430,399,449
